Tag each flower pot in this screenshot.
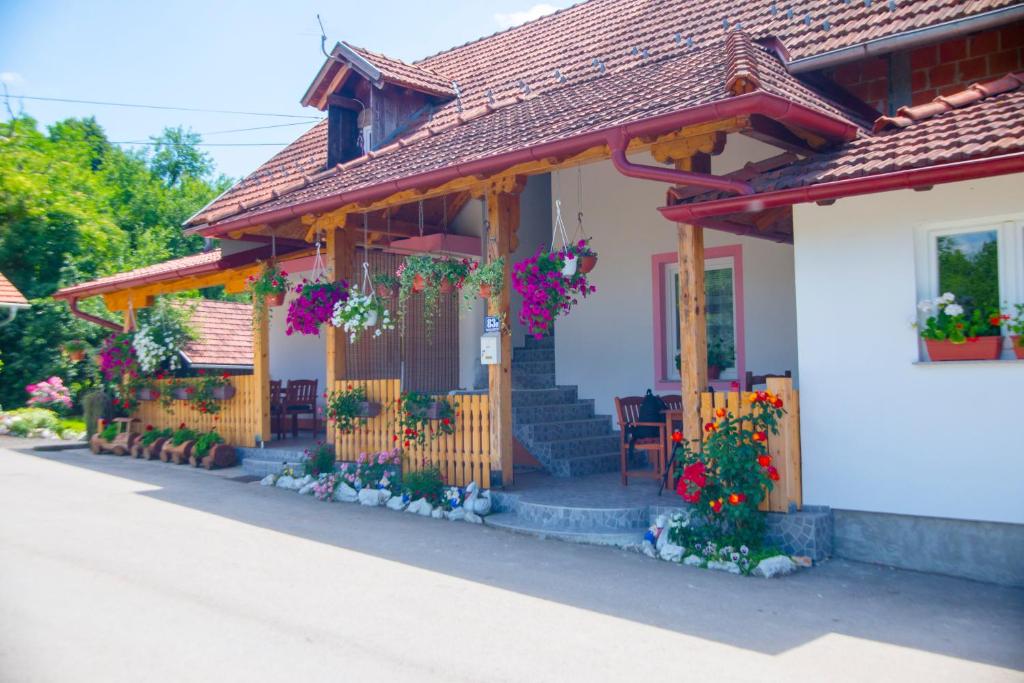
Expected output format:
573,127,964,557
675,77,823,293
925,337,1002,361
708,365,722,380
110,432,135,456
89,433,105,454
1008,335,1024,359
408,401,448,420
191,443,237,470
266,291,286,308
211,384,236,400
578,254,598,273
356,401,381,418
136,387,159,401
439,278,454,295
478,284,492,299
365,309,379,327
171,386,191,400
66,349,86,363
376,283,397,299
411,274,425,294
143,437,168,460
164,440,195,465
561,255,578,277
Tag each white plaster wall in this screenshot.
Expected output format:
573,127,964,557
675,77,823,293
794,174,1024,524
268,267,326,410
553,135,798,419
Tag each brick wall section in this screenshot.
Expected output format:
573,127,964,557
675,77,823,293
826,20,1024,114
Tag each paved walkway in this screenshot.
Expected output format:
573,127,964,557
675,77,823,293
1,441,1022,682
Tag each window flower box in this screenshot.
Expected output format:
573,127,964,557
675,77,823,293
211,384,236,400
924,337,1002,361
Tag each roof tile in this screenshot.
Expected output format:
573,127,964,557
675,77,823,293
0,271,29,306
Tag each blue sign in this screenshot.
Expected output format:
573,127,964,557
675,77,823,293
485,316,501,333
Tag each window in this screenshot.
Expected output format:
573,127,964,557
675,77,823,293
652,246,745,389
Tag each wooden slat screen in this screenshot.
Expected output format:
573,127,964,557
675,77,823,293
333,379,490,488
698,377,802,513
133,375,261,447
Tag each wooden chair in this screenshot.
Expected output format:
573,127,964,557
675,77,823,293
283,379,319,439
745,370,792,390
614,396,666,486
270,380,284,440
658,395,683,492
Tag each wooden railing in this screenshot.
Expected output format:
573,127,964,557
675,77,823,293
699,377,802,513
333,379,491,488
133,375,261,447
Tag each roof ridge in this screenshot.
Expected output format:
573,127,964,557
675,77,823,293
724,31,761,96
874,71,1024,132
346,42,452,80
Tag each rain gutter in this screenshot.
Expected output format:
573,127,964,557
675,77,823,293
659,152,1024,223
195,92,859,238
68,297,121,332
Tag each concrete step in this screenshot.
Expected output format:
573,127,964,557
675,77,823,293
513,499,649,531
512,371,556,389
484,512,645,548
237,454,308,478
546,452,621,477
512,347,554,363
523,335,555,349
510,360,555,375
511,386,578,407
512,400,595,425
516,417,612,442
533,434,621,460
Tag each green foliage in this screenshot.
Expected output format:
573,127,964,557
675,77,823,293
99,423,119,441
81,389,113,437
324,384,369,434
401,466,445,505
937,233,999,315
192,430,223,457
0,113,231,409
397,392,456,446
303,443,337,477
918,293,1001,343
460,258,503,309
1,407,60,436
140,426,173,446
170,426,198,446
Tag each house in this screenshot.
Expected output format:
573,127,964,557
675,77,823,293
56,0,1024,585
0,271,30,325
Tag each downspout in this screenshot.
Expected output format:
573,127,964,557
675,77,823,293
605,129,754,195
68,297,121,332
0,306,20,327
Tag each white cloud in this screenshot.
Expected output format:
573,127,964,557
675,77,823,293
494,3,559,29
0,72,24,86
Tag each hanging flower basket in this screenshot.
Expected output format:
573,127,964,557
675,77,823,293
63,340,89,363
564,238,598,274
411,273,426,294
578,254,598,273
924,337,1001,361
438,277,455,295
331,286,395,344
512,246,596,339
373,273,399,300
478,284,492,298
266,291,286,308
460,258,504,309
247,262,290,320
211,384,236,400
286,278,348,336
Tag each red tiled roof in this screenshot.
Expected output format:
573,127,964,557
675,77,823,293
0,271,29,306
190,36,856,229
186,0,1017,231
54,251,223,299
347,44,454,98
675,72,1024,200
177,299,253,368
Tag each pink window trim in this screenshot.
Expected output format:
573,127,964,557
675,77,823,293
650,245,746,391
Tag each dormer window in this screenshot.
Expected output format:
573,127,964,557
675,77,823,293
302,41,454,168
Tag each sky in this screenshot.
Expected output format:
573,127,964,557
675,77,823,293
0,1,572,179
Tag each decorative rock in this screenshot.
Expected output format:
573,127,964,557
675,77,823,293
298,481,316,495
706,560,742,575
259,474,277,486
659,543,685,563
683,554,703,567
463,510,483,524
406,498,433,516
275,475,296,490
446,507,466,522
385,496,407,511
358,488,382,506
296,474,313,487
473,491,492,516
334,482,358,503
791,555,813,568
641,540,657,558
430,508,444,519
752,555,798,578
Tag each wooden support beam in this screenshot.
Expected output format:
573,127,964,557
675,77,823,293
325,227,355,445
675,155,709,451
253,307,271,446
485,181,522,487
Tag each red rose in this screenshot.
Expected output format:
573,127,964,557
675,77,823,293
768,466,780,481
671,431,683,443
757,454,771,467
441,418,451,426
773,398,784,409
728,493,741,505
752,431,767,442
222,372,230,380
709,498,723,513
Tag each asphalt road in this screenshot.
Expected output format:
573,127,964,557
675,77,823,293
1,441,1022,682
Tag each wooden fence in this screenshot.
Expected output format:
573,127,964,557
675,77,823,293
133,375,262,447
333,379,491,488
698,376,802,513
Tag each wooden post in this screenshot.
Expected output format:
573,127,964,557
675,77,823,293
325,226,355,447
485,178,523,487
677,155,709,449
253,307,271,446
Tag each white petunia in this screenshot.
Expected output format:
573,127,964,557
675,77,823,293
939,292,956,304
944,303,964,317
917,299,934,314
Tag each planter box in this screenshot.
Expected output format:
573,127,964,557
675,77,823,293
356,401,382,418
89,433,112,455
110,432,135,456
171,387,192,400
190,443,237,470
925,337,1002,362
142,437,169,460
1013,335,1024,360
410,401,449,420
136,387,159,401
163,440,195,465
212,384,236,400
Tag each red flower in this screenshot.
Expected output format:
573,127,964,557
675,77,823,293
767,466,780,481
403,441,410,448
773,398,784,409
392,435,398,442
757,454,772,467
704,422,717,433
671,430,683,443
441,418,451,426
752,431,767,443
730,381,740,390
221,372,230,380
728,492,746,505
990,315,1002,326
682,461,706,488
709,498,723,513
198,369,205,376
145,424,154,431
179,422,186,429
715,407,726,418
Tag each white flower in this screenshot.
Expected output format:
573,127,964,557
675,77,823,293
917,299,934,314
939,292,956,304
944,303,964,317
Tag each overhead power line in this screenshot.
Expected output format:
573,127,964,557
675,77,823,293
110,140,292,147
10,94,322,119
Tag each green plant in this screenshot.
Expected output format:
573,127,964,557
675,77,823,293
1,407,61,436
247,261,290,321
338,450,402,490
82,389,113,437
401,466,445,505
57,417,86,438
170,425,198,446
324,384,369,434
397,391,456,447
303,442,337,477
397,255,440,325
99,423,119,441
167,371,233,415
62,339,89,354
373,272,399,291
673,391,786,548
434,258,471,289
192,430,223,457
1009,304,1024,346
330,287,394,343
133,298,196,374
707,337,734,370
140,425,173,446
460,258,504,309
917,293,1002,343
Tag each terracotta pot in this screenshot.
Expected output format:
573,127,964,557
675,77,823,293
165,440,195,465
578,255,598,273
143,437,168,460
439,278,454,295
212,384,236,400
925,337,1002,361
1012,335,1024,360
478,284,492,299
66,349,86,363
171,386,191,400
192,444,237,470
265,291,285,308
376,283,397,299
356,401,381,418
136,387,159,401
411,273,425,293
707,365,722,380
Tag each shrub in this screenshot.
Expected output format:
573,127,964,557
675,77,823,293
401,466,445,505
140,425,173,446
99,423,119,441
170,424,198,446
2,407,60,436
192,430,223,457
81,389,113,437
25,376,73,412
303,442,337,477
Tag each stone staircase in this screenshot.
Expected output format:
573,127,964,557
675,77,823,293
512,335,621,477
